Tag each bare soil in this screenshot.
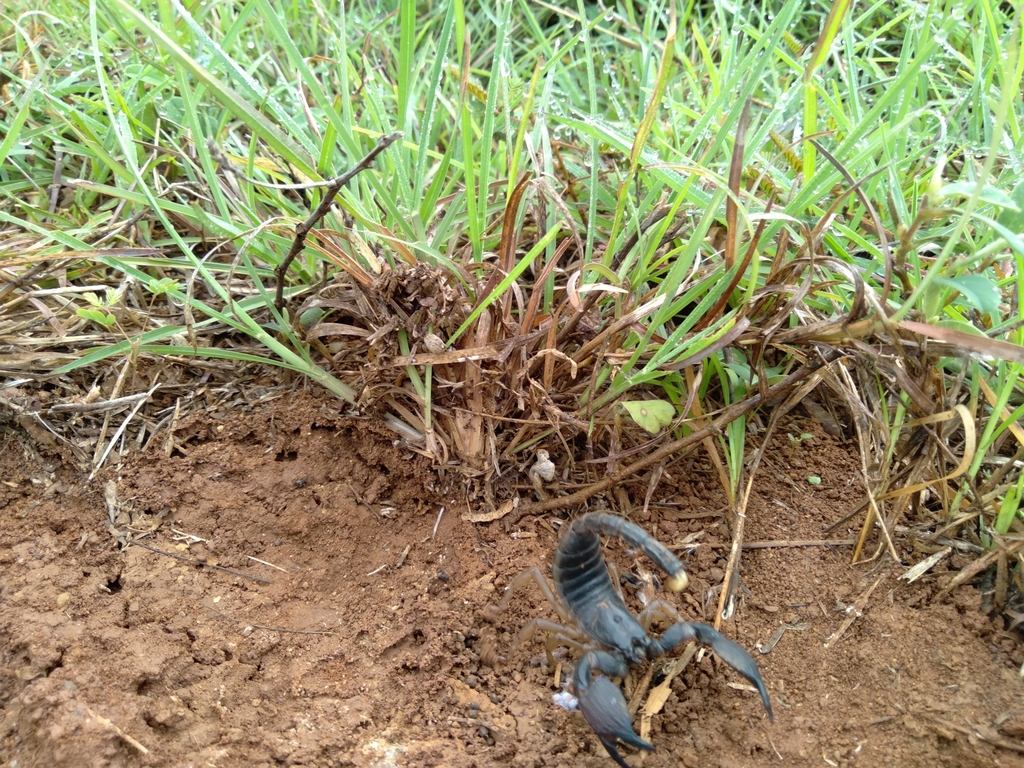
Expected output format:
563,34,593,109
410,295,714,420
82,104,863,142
2,392,1023,767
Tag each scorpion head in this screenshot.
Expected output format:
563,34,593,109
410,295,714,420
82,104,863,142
588,608,658,665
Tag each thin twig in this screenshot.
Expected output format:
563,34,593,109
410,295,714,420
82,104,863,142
91,359,133,468
205,605,335,635
128,540,271,584
273,132,402,311
237,177,352,191
824,573,886,648
247,555,289,573
395,544,412,568
48,391,153,414
432,505,445,539
90,379,160,479
934,538,1024,600
714,371,820,630
708,538,857,549
86,708,149,754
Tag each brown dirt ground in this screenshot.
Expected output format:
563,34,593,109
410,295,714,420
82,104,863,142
2,391,1023,768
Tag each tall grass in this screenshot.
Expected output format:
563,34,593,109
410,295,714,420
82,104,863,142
2,0,1023,557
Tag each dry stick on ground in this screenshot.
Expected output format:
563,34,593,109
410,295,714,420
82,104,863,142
273,132,402,312
824,572,887,648
832,349,903,565
90,379,161,479
919,716,1024,755
822,498,870,535
504,349,844,526
48,391,154,414
92,358,133,467
639,644,699,743
205,605,335,635
934,537,1024,601
708,538,857,549
85,708,149,755
713,371,821,631
128,540,271,584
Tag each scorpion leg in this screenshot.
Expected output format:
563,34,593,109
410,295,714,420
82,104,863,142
484,567,571,624
575,650,653,768
481,617,584,668
483,568,586,666
660,621,774,721
507,618,587,666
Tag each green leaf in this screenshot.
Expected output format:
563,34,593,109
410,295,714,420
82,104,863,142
997,183,1024,233
978,215,1024,258
995,477,1022,535
447,223,561,345
935,274,1001,316
940,182,1018,209
622,400,676,435
935,318,986,336
299,307,325,329
77,308,117,328
807,476,822,485
147,278,181,296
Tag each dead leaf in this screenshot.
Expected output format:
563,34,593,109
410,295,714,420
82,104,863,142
462,496,519,523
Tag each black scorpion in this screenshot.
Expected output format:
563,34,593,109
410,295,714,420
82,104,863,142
484,512,773,767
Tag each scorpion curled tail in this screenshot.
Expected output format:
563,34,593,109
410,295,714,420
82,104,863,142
562,512,689,592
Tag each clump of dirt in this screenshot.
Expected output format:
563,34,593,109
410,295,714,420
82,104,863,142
1,392,1022,767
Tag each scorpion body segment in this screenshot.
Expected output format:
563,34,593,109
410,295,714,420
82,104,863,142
554,513,689,604
486,512,772,766
552,513,690,665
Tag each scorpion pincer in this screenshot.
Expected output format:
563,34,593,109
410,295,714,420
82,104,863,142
484,512,773,767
